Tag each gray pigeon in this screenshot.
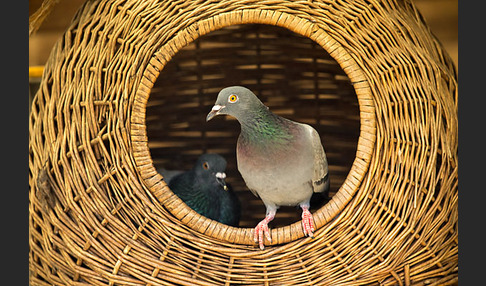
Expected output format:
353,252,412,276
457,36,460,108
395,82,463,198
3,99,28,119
166,153,241,227
206,86,329,249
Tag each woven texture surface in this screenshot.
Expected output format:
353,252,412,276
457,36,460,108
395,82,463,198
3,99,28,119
29,0,458,285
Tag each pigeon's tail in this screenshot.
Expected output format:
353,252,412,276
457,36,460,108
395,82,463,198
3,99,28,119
310,175,330,210
314,173,330,193
310,191,330,210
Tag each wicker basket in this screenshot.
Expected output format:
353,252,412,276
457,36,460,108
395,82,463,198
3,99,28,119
29,0,458,285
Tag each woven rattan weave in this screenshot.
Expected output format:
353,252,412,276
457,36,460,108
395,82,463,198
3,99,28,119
29,0,458,285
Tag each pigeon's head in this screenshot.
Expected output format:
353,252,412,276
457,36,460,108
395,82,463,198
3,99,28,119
194,153,229,191
206,86,266,122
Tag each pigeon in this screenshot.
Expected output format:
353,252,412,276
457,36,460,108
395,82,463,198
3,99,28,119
158,168,183,185
167,153,241,227
206,86,330,249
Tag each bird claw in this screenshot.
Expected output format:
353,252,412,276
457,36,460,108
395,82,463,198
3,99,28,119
254,219,272,250
301,208,315,238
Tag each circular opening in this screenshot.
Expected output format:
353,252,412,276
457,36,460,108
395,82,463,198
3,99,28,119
132,12,375,246
147,24,359,228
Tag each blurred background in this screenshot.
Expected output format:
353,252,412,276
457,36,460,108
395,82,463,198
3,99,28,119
29,0,458,68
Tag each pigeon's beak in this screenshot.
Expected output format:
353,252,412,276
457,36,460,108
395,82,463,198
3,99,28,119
206,105,225,121
215,172,228,191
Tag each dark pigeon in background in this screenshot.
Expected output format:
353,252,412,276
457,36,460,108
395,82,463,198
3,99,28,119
165,153,241,227
158,168,183,185
207,86,330,249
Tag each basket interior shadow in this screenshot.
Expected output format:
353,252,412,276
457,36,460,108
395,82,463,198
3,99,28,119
146,24,360,229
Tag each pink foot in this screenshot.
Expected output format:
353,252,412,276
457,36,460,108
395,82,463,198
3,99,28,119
254,215,274,250
301,207,315,237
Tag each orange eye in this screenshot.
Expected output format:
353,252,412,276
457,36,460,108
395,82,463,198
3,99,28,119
228,94,238,103
202,162,209,170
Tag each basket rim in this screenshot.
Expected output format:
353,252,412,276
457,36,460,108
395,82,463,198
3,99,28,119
130,9,376,248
